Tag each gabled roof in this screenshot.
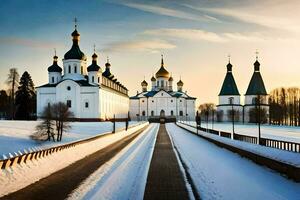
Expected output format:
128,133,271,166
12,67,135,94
130,89,196,99
245,72,267,95
219,68,240,96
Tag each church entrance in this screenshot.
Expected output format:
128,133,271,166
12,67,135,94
160,110,165,117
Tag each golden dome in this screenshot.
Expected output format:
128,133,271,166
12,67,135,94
177,79,184,86
141,80,148,86
155,55,170,78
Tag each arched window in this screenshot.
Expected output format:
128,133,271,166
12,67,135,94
98,77,100,83
51,77,54,83
151,111,154,116
161,80,164,87
74,65,77,73
157,81,159,86
68,65,71,73
81,66,83,74
92,76,94,83
252,97,258,104
142,111,146,116
171,110,174,116
179,111,183,116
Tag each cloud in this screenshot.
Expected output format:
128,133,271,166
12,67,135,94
119,2,220,22
144,28,227,43
0,37,62,49
102,39,176,53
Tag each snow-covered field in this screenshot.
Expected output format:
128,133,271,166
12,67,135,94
167,123,300,200
0,120,142,156
68,123,159,200
182,121,300,143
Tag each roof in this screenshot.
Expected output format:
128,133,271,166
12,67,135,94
219,71,240,96
245,71,267,95
37,79,97,88
64,29,86,60
130,89,196,100
155,57,170,78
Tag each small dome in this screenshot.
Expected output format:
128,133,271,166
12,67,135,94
254,60,260,71
168,76,173,81
177,79,183,86
71,29,80,37
92,53,98,59
64,28,86,61
151,76,156,81
227,62,232,72
141,80,148,86
48,55,62,73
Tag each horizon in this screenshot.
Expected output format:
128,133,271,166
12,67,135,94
1,0,300,105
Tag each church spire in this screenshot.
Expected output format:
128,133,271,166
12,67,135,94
161,54,164,67
227,54,232,72
71,17,80,44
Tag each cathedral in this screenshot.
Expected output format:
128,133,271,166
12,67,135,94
129,56,196,121
36,23,129,121
217,56,269,123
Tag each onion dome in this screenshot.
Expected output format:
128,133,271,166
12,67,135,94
155,55,170,78
102,57,113,78
64,26,87,61
141,80,148,86
254,60,260,72
87,53,101,72
227,62,232,72
151,76,156,81
177,79,184,86
168,75,173,81
48,55,62,73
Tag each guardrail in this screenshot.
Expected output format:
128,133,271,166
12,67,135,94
0,122,145,170
178,121,300,153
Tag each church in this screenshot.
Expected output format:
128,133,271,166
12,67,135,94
36,23,129,121
217,55,269,123
129,56,196,122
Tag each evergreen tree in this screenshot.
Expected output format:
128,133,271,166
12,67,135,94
0,90,9,118
6,68,19,119
15,71,36,120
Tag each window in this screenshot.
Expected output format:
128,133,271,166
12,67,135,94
229,98,234,104
179,111,183,116
161,80,164,87
67,86,71,91
74,65,77,73
157,81,159,86
152,100,154,103
68,65,71,73
142,111,146,116
171,100,173,103
252,97,258,104
51,77,54,83
81,66,83,74
98,77,100,83
85,102,89,108
151,111,154,116
67,100,72,108
171,110,174,116
161,93,163,96
92,76,94,83
142,100,145,103
180,100,182,102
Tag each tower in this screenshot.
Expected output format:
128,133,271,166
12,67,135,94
63,18,87,80
151,75,156,90
155,55,170,90
217,56,242,122
87,46,102,85
48,50,62,84
177,78,183,92
141,78,148,92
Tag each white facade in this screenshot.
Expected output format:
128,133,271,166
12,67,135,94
129,57,196,121
37,26,129,121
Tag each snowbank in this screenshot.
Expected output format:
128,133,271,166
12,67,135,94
0,120,142,156
0,122,148,197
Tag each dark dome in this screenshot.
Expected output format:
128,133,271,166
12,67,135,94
151,76,156,81
64,46,86,60
168,76,173,81
87,62,101,72
141,80,148,86
177,79,183,86
227,62,232,72
254,60,260,71
48,56,62,73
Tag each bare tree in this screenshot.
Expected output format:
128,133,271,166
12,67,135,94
6,68,19,119
52,102,73,141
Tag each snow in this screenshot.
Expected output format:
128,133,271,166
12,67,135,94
0,120,142,156
167,123,300,200
178,122,300,167
181,121,300,143
68,123,159,200
0,122,149,197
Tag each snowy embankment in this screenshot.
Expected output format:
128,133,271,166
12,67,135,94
0,122,149,197
0,120,142,156
182,121,300,143
177,122,300,167
68,123,159,200
167,123,300,200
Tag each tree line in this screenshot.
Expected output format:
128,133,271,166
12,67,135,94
269,87,300,126
0,68,36,120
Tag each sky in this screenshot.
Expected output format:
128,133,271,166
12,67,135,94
1,0,300,105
